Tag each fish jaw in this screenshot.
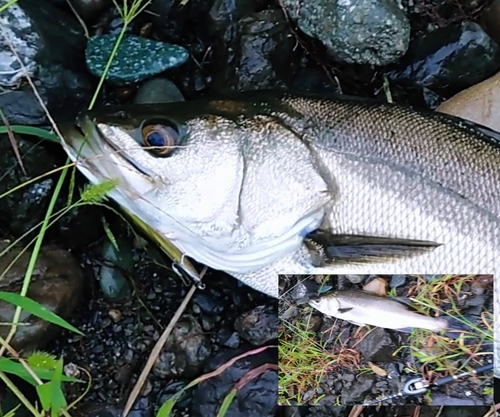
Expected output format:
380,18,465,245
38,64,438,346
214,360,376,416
308,294,341,317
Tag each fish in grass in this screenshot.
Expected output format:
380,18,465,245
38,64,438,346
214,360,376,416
308,289,472,336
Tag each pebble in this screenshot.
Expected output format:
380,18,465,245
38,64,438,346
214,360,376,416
134,77,185,104
437,70,500,132
86,34,189,85
234,304,278,346
153,314,212,378
98,239,133,302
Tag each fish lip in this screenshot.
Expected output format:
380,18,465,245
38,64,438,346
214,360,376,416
74,113,157,180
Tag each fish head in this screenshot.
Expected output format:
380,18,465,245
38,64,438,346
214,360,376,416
308,293,340,316
59,96,331,291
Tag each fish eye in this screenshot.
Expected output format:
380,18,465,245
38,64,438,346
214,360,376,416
141,121,180,156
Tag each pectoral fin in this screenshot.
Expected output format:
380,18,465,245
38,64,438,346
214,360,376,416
338,307,354,314
306,231,442,264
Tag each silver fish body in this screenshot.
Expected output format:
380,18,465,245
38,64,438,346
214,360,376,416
58,90,499,374
308,290,449,332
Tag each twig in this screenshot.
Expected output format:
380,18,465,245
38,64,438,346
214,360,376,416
122,267,206,417
347,405,364,417
0,108,26,175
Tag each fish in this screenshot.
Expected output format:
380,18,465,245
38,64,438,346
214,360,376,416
308,289,449,333
57,90,499,374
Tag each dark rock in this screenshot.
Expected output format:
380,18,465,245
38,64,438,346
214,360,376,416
68,0,113,21
0,135,56,237
389,274,406,288
0,241,85,352
290,67,340,95
208,0,264,33
358,327,398,362
234,304,278,346
98,239,133,302
481,0,500,47
210,9,301,94
133,77,184,104
282,0,410,65
340,372,375,404
193,290,225,315
386,21,500,93
86,34,189,85
190,347,278,417
0,0,92,125
153,314,212,378
157,380,193,410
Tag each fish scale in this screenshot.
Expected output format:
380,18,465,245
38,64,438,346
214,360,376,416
58,90,499,376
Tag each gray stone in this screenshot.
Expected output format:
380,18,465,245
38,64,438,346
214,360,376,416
0,0,92,125
0,241,84,352
153,314,212,378
134,77,184,104
86,34,189,85
281,0,410,66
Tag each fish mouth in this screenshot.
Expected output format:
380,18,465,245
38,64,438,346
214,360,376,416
60,113,157,182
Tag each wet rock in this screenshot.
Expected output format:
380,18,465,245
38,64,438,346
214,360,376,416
0,241,84,352
86,34,189,85
282,0,410,66
0,0,92,125
98,239,133,302
68,0,113,21
157,381,192,410
210,9,300,94
340,372,374,404
134,77,184,104
153,314,212,378
480,0,500,47
0,136,56,237
436,70,500,132
358,327,398,362
193,290,225,315
190,347,278,417
234,304,278,346
387,22,500,92
290,67,339,95
389,274,406,288
208,0,263,33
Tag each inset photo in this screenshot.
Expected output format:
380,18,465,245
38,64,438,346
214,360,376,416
278,274,494,407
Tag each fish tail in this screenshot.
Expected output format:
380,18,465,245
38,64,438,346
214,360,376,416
441,315,476,339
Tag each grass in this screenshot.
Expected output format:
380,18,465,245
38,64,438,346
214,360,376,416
278,274,494,406
0,1,251,416
0,0,152,415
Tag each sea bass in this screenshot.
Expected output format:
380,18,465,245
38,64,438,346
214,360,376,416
58,90,499,373
308,289,449,333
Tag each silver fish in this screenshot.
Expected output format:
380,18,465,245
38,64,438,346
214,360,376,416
308,289,449,332
58,90,499,374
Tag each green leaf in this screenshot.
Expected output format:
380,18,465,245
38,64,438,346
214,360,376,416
0,358,82,385
156,392,180,417
0,125,59,144
0,291,83,335
102,217,119,252
217,389,236,417
36,359,68,416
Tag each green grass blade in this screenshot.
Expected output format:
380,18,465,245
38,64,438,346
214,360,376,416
0,291,83,335
0,358,82,385
0,126,60,144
